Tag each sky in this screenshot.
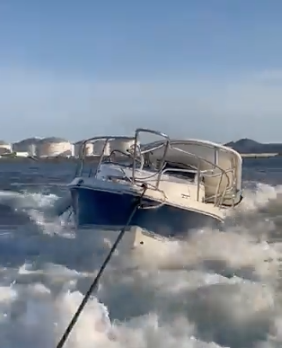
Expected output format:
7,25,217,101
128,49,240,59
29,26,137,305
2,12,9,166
1,1,282,143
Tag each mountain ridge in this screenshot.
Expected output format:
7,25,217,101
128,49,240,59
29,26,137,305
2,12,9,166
224,138,282,154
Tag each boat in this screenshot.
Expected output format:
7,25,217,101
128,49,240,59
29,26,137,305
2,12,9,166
63,128,243,250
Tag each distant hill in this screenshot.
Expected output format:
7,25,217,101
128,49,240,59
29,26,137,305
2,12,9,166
224,138,282,154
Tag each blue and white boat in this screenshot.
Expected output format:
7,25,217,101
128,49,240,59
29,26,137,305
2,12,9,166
65,128,243,250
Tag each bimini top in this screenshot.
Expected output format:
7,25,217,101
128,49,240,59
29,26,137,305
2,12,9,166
141,138,243,207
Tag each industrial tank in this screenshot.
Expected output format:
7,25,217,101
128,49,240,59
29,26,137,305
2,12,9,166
12,137,41,156
110,137,135,152
74,141,94,157
37,137,74,157
109,137,140,158
0,140,12,155
93,140,110,157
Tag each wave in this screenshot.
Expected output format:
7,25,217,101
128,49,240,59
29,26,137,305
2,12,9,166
0,183,282,347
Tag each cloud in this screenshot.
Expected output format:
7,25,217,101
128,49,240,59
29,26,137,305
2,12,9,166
0,67,282,142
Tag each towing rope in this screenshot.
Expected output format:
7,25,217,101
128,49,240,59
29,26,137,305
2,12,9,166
55,184,147,348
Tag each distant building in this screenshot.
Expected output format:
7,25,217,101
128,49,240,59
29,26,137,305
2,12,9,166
12,137,41,156
0,140,12,155
74,140,94,157
37,137,74,157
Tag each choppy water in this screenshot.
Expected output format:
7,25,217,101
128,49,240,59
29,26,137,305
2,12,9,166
1,158,282,347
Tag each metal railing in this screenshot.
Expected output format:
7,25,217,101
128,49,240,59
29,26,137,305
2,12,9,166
75,129,169,177
166,144,236,207
75,128,239,208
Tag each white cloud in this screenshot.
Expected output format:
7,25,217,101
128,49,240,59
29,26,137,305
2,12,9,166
0,67,282,143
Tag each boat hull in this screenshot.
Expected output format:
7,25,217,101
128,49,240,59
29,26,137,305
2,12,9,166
70,186,222,238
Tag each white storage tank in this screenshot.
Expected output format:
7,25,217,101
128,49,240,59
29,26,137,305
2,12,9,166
93,140,110,156
0,140,12,155
110,137,140,158
37,137,74,157
15,152,30,157
74,140,94,157
12,137,41,156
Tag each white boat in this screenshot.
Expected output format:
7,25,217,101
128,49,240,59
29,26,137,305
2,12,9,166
64,128,243,250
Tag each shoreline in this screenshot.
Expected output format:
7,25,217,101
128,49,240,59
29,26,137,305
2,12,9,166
241,153,279,158
0,156,102,163
0,153,281,163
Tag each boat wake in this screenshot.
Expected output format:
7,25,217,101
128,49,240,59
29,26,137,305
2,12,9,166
0,182,282,347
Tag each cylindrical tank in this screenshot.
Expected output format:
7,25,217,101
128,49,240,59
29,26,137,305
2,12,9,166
93,140,110,156
12,137,41,156
37,137,73,157
74,141,94,157
110,137,140,158
0,140,12,155
110,137,135,153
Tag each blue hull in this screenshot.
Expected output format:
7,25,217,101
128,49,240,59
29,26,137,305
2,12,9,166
70,187,221,238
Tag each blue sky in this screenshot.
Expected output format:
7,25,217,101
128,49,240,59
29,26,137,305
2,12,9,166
1,0,282,142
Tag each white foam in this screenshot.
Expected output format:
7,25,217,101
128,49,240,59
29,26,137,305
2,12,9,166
0,183,282,347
